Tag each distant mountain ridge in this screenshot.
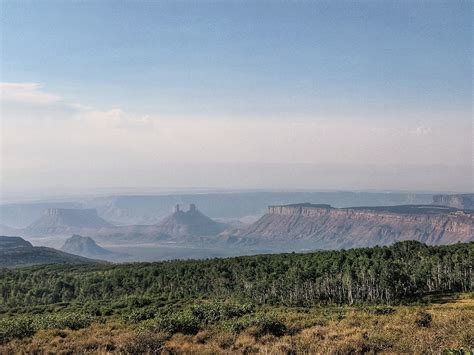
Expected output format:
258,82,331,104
3,197,472,252
225,203,473,249
0,236,103,267
432,194,473,210
1,191,434,227
86,192,434,225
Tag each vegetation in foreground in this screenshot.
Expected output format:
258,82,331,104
0,241,472,353
0,295,473,353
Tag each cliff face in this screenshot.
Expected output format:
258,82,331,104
231,203,473,249
432,194,473,210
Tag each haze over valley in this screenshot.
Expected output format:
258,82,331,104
1,192,472,263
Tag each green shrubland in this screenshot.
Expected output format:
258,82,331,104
0,241,472,353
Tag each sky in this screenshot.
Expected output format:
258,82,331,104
1,1,472,198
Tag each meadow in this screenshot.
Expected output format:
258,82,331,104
0,295,472,353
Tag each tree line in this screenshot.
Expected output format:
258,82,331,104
0,241,472,310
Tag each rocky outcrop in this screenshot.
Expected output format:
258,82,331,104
60,235,117,259
92,204,228,244
156,204,228,238
227,203,473,249
433,194,473,210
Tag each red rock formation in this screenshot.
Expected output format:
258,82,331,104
231,204,473,249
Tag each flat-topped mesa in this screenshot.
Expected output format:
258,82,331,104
238,203,473,248
23,208,113,235
44,208,100,217
268,203,332,217
267,203,473,218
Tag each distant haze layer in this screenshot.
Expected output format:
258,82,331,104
1,2,472,195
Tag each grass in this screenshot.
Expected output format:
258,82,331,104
0,294,473,354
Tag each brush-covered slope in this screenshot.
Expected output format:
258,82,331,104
0,236,102,267
227,203,473,249
24,208,113,236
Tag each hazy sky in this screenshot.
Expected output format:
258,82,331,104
1,1,472,196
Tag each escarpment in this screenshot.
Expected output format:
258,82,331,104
229,203,473,249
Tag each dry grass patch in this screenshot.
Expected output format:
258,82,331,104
1,296,472,354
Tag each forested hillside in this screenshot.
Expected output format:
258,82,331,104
1,241,472,310
1,241,473,353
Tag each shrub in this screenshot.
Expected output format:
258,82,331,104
125,296,153,309
121,331,168,354
224,314,287,337
84,302,102,316
139,311,200,335
0,317,36,344
371,307,396,315
414,311,432,328
191,302,254,324
111,296,153,311
34,312,94,331
0,312,94,344
123,307,157,324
